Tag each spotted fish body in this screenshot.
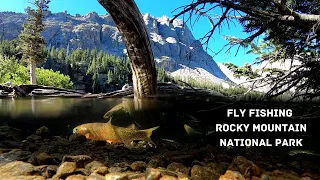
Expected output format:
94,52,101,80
73,121,158,143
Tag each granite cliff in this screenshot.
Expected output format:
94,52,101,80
0,11,229,84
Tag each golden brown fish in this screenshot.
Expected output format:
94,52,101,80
73,120,159,144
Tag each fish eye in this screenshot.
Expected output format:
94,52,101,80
73,128,78,133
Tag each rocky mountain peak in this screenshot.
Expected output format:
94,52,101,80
0,11,229,84
84,11,100,21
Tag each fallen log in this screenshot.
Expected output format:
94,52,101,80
0,83,229,101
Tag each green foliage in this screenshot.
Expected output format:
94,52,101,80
0,55,29,85
36,68,73,89
1,38,173,92
43,47,134,92
222,62,238,71
234,63,259,79
0,40,20,58
156,66,172,83
224,62,259,79
0,55,73,88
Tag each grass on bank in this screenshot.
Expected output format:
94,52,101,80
171,75,267,101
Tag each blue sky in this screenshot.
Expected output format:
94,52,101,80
0,0,259,66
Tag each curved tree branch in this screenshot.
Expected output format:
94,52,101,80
98,0,157,98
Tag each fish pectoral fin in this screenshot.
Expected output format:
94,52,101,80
106,140,113,144
84,133,90,139
126,123,137,130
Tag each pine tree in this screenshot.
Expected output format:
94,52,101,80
90,48,97,61
19,0,50,84
58,48,66,62
107,70,113,84
50,46,57,59
92,72,99,93
81,49,89,65
87,56,96,75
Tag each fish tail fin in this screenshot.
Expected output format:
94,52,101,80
144,126,159,143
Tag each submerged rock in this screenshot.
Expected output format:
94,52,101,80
26,135,42,143
301,172,320,180
85,160,107,173
127,173,145,180
228,156,262,178
145,168,161,180
2,149,32,162
66,174,87,180
167,162,190,175
0,161,40,176
87,172,105,180
159,175,178,180
261,170,300,180
0,175,45,180
53,162,77,179
108,162,131,173
35,152,57,165
45,165,58,178
191,165,221,180
62,155,93,168
147,156,165,168
74,168,91,176
92,166,109,176
105,172,129,180
69,133,87,143
0,125,23,141
35,126,51,138
131,161,147,172
218,170,245,180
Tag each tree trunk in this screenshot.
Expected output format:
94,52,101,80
30,60,37,85
98,0,157,99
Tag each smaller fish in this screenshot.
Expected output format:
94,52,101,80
73,120,159,144
160,138,176,143
288,150,320,157
103,100,133,119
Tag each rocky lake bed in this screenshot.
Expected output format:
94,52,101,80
0,124,319,180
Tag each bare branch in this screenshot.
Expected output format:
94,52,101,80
199,7,230,48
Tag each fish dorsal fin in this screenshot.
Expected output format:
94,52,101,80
126,123,136,130
106,117,113,125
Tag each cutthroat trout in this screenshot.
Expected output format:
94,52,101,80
73,120,159,144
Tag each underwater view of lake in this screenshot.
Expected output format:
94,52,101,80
0,97,319,179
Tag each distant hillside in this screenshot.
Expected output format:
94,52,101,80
218,59,303,93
